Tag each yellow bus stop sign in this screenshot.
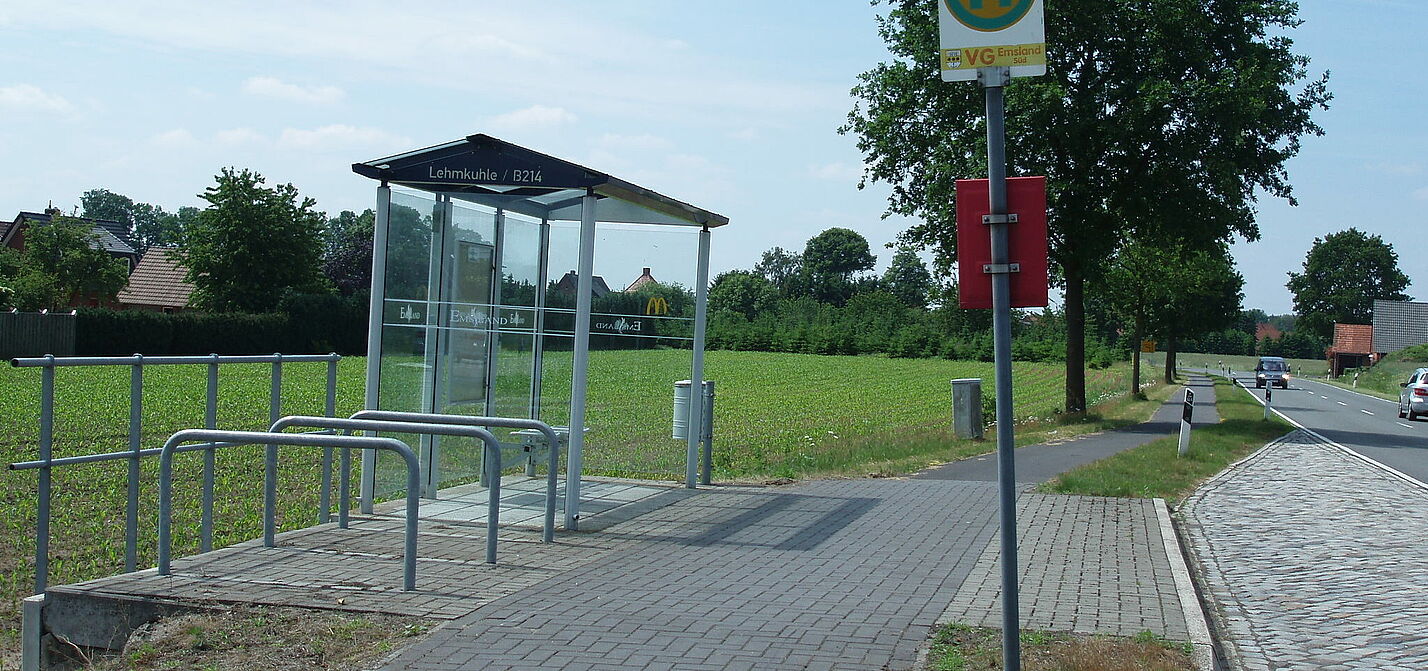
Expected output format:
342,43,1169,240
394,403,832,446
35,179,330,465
939,0,1047,82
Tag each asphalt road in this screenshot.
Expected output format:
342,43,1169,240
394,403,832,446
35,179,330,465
1212,370,1428,485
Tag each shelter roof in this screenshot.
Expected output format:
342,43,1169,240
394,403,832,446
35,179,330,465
116,247,194,308
353,134,728,228
1332,323,1374,355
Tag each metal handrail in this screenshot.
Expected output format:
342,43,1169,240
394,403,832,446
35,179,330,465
10,353,342,367
157,429,421,591
351,410,561,543
8,352,340,595
270,416,507,564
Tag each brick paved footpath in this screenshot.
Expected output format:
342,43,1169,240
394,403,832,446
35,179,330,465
375,479,1192,670
1180,430,1428,671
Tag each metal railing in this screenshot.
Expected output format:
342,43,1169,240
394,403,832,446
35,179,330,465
156,429,420,590
270,415,512,564
8,352,342,594
351,410,562,543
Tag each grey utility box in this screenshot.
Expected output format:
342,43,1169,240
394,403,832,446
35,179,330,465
951,378,984,439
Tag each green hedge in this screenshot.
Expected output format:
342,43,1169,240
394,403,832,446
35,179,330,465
76,294,368,356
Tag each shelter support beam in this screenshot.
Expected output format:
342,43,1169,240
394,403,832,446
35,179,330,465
361,184,390,513
566,190,597,530
687,227,710,487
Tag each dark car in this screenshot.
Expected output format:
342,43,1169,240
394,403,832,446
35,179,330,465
1254,356,1290,389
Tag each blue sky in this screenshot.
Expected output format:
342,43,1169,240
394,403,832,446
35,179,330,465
0,1,1423,314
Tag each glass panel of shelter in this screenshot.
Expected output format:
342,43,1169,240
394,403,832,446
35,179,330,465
372,186,705,498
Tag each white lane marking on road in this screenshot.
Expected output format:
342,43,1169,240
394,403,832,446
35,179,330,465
1361,409,1374,416
1234,383,1428,494
1398,422,1414,429
1337,401,1348,406
1321,395,1328,399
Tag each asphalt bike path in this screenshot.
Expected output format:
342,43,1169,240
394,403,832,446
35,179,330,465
916,375,1218,484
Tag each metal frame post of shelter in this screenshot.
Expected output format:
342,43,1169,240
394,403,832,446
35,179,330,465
353,134,728,529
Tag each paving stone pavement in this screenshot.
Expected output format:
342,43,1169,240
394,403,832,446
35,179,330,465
939,495,1190,640
50,478,1194,669
1180,430,1428,671
377,479,1190,670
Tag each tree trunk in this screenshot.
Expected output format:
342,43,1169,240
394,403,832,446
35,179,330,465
1064,263,1088,414
1131,313,1143,397
1164,335,1177,384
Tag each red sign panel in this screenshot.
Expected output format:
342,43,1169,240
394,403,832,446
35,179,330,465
956,176,1049,309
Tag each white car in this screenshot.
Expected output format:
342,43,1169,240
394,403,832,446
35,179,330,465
1400,368,1428,420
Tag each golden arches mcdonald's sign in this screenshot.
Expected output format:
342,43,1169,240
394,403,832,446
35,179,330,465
645,297,670,315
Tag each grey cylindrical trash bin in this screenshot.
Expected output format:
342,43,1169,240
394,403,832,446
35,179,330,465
951,378,984,439
675,379,716,441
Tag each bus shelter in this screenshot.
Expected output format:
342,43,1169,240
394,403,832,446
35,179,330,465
353,135,727,529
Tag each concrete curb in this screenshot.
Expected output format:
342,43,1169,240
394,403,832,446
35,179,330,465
1153,498,1215,671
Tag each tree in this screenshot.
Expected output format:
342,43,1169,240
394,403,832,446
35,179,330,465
10,218,129,310
1287,228,1410,340
1102,241,1174,396
802,227,875,280
323,209,376,296
1157,245,1245,382
843,0,1329,412
753,246,803,294
709,270,778,320
882,246,934,308
80,188,181,255
176,168,331,312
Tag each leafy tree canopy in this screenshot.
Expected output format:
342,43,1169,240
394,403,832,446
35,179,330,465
881,246,934,308
80,188,183,254
10,218,129,311
709,270,779,320
753,246,803,294
1287,227,1410,339
842,0,1329,411
323,209,376,296
176,168,331,312
802,227,875,279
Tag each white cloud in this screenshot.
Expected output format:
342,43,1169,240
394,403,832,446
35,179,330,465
808,161,863,182
276,124,409,151
594,133,672,152
486,105,578,132
0,84,74,113
215,127,267,146
242,76,345,104
150,128,198,149
1413,186,1428,201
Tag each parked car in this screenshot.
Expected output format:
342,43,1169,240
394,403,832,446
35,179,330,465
1399,367,1428,420
1254,356,1291,388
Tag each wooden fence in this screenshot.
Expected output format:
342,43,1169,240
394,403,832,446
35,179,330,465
0,310,76,359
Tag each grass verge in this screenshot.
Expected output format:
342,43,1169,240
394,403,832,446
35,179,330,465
63,605,432,671
927,623,1193,671
1041,377,1292,504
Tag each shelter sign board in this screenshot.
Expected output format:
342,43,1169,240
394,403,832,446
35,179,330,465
938,0,1047,82
955,176,1048,309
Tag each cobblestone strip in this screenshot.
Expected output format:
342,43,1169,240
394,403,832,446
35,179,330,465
1180,430,1428,671
938,494,1191,641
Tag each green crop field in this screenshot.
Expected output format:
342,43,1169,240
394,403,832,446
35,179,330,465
0,350,1138,654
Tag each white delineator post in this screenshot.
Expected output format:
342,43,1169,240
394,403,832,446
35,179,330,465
1178,387,1195,457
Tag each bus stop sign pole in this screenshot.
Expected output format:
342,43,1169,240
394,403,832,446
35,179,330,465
980,64,1022,669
